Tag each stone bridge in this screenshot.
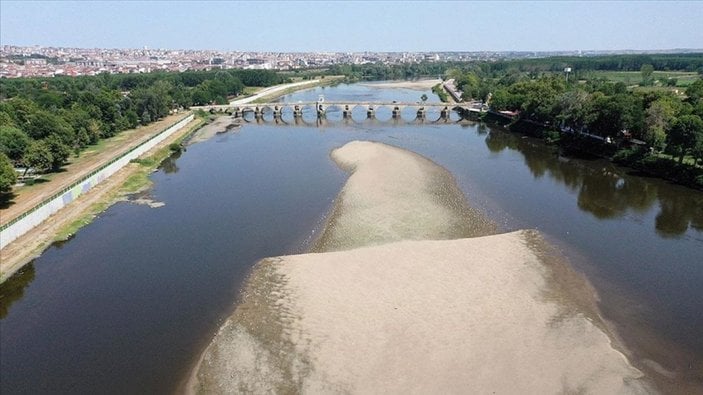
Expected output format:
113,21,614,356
195,101,487,122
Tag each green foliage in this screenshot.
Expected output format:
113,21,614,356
640,64,655,86
666,115,703,163
0,68,288,182
432,84,449,102
0,126,31,163
23,140,53,174
686,78,703,102
43,134,71,170
0,152,17,193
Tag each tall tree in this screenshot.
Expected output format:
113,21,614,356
0,126,31,164
0,152,17,194
22,140,53,175
666,115,703,163
644,97,677,151
640,64,655,85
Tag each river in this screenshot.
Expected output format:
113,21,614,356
1,82,701,394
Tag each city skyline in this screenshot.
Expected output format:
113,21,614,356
1,1,702,52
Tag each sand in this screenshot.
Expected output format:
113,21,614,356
360,79,442,90
313,141,495,251
187,116,240,145
229,80,321,105
189,141,654,394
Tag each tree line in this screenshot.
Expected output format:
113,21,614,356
0,69,287,194
447,65,703,188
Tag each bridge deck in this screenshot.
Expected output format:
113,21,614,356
196,101,486,111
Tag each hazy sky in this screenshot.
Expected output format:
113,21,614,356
1,1,702,52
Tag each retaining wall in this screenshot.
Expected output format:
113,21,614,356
0,113,195,250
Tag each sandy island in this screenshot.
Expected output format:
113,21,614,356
359,79,442,91
188,141,654,394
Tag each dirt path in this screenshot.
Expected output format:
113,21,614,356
0,117,202,282
0,113,190,226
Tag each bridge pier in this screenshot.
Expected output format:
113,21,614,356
417,107,426,120
440,106,450,120
392,106,401,119
317,103,325,119
293,105,302,118
367,106,375,119
233,107,242,118
342,105,352,119
273,105,282,120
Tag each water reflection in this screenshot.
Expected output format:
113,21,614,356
160,150,182,174
484,129,703,236
655,187,703,237
0,263,35,319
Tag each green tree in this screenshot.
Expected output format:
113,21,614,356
640,64,655,85
43,134,71,170
554,90,590,131
22,140,53,174
0,126,31,164
666,115,703,163
24,110,74,143
644,97,677,151
686,78,703,103
0,152,17,194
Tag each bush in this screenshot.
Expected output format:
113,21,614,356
169,143,182,153
612,147,646,165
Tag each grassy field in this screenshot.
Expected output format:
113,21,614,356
583,70,700,87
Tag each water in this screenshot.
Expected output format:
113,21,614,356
1,83,702,394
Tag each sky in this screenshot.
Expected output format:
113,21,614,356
1,1,702,52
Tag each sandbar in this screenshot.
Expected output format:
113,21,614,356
188,141,654,394
359,79,442,91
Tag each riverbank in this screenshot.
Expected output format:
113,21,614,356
359,79,442,90
0,78,322,284
189,141,654,394
231,77,343,105
483,113,703,191
0,116,204,283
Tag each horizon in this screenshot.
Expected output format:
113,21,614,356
4,44,703,54
1,1,702,53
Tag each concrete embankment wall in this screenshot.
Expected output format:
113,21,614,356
0,113,195,250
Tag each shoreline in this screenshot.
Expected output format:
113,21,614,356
188,141,655,394
358,78,442,90
0,117,204,283
0,78,318,284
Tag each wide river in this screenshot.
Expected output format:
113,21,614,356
1,83,702,394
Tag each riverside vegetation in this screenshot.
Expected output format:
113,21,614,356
0,69,287,200
331,54,703,189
